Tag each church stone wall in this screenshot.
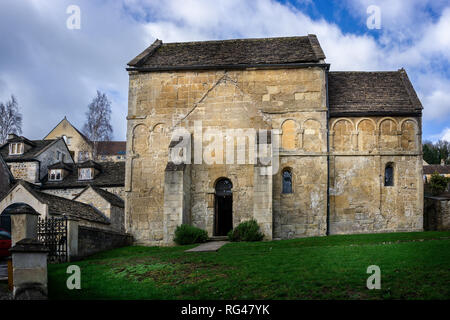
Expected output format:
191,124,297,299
329,116,423,234
126,66,423,246
126,67,327,245
190,164,255,237
274,155,328,239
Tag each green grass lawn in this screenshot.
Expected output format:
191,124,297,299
48,231,450,300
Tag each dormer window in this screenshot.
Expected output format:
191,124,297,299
9,142,24,155
77,160,101,181
49,169,62,181
79,168,93,180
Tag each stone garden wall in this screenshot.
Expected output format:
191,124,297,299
424,196,450,231
77,226,133,257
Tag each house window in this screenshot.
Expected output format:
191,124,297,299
384,163,394,186
78,151,89,162
66,137,72,146
49,169,62,181
56,151,62,161
9,142,24,155
79,168,92,180
282,168,293,194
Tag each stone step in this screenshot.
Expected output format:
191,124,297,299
185,241,229,253
208,236,228,241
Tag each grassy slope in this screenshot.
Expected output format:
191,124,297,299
48,231,450,300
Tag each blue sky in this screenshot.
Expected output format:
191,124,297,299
0,0,449,142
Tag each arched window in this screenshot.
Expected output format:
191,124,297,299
282,168,293,194
384,163,394,186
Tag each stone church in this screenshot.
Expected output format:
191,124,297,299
125,35,423,246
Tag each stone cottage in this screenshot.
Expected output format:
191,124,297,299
125,35,423,245
0,133,125,233
0,134,74,183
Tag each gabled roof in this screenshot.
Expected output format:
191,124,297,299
73,185,124,208
423,165,450,175
128,35,326,70
6,135,36,146
7,181,110,224
78,160,102,170
0,154,14,182
40,161,124,189
48,161,73,171
328,69,423,117
0,138,60,162
96,141,126,156
44,117,93,147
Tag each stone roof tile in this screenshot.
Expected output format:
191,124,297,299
328,69,423,116
128,35,326,69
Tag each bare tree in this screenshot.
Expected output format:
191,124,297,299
82,91,113,158
0,95,23,144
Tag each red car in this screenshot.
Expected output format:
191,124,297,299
0,228,11,258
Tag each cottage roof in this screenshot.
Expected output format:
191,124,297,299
48,161,73,171
0,138,60,162
10,181,110,224
423,165,450,175
97,141,126,156
40,161,124,189
74,185,124,208
77,160,102,170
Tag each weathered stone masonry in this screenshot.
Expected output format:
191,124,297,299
125,35,424,245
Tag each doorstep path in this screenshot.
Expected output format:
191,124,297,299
185,241,229,252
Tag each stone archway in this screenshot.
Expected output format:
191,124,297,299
214,178,233,236
0,203,19,233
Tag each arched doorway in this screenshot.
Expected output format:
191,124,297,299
214,178,233,236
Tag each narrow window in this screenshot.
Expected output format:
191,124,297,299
384,163,394,186
79,168,92,180
282,168,293,194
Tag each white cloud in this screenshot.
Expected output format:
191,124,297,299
443,128,450,142
430,127,450,142
0,0,148,140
